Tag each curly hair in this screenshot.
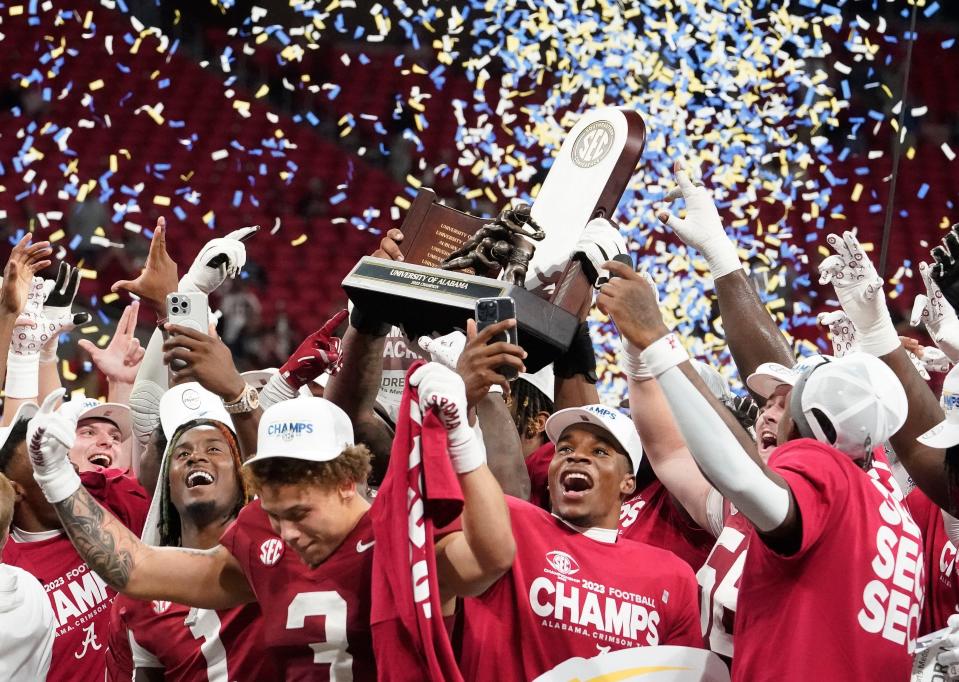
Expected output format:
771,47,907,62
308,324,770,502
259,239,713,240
158,420,251,548
508,377,554,441
244,444,372,493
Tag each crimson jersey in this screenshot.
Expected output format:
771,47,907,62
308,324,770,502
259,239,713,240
459,497,702,682
1,471,149,682
525,441,554,511
619,479,715,570
697,499,750,657
219,500,376,681
107,594,272,680
734,439,924,682
907,488,959,634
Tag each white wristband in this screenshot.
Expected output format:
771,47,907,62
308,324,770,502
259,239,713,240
34,464,82,504
5,351,40,399
705,240,743,280
259,372,298,410
448,424,487,475
620,337,653,381
639,333,688,378
857,320,901,357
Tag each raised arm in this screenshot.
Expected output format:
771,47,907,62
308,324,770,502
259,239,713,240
409,364,516,599
598,261,796,542
78,301,145,406
658,161,794,381
26,389,254,609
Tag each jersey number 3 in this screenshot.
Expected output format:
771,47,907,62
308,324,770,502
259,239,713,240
287,591,353,681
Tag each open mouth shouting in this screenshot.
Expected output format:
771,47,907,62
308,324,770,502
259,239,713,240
758,430,777,453
87,451,113,468
185,469,216,489
560,469,594,501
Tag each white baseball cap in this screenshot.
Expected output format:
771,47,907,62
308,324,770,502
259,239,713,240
545,404,643,473
918,364,959,448
57,398,132,441
518,364,555,402
0,402,39,453
689,358,732,402
746,355,831,399
244,397,354,467
159,383,233,440
792,352,907,460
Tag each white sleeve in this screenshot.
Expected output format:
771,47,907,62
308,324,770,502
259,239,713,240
705,488,726,537
129,328,168,478
657,365,791,533
129,629,163,669
943,510,959,548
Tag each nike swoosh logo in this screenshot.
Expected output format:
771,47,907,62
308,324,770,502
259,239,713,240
356,539,375,553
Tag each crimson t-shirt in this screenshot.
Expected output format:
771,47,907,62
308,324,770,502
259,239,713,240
906,488,959,634
619,479,715,571
108,594,272,680
526,441,554,511
733,439,923,682
1,471,149,682
219,500,376,681
459,497,702,681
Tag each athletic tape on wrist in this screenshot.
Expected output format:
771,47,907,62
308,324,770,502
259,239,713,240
639,333,688,378
620,337,653,381
5,351,40,399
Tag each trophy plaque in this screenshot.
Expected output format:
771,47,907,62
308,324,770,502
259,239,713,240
342,107,647,371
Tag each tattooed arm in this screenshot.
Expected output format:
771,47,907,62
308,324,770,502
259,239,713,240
54,485,255,610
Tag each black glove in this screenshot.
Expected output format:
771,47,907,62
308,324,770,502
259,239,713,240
931,224,959,312
553,322,598,382
349,304,392,337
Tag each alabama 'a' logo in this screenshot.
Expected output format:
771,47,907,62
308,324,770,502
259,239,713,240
259,538,284,566
546,550,580,576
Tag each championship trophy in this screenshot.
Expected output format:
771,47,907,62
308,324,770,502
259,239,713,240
342,107,646,370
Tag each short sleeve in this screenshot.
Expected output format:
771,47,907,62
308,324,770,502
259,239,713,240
218,515,248,571
129,630,162,669
767,439,852,558
95,473,151,536
661,561,704,648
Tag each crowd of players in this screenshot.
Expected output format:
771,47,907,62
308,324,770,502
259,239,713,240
3,162,959,680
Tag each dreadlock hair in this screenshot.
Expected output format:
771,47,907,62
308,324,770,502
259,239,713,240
0,419,29,475
158,419,251,548
508,377,554,442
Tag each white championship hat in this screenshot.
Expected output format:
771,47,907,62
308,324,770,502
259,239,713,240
57,398,132,441
0,402,39,452
244,397,354,467
746,355,832,400
545,404,643,474
159,383,233,440
918,364,959,448
791,352,907,460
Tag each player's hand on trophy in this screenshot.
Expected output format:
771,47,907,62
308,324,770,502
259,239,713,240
572,217,628,286
455,318,526,408
372,228,405,261
913,260,959,362
597,260,669,351
657,160,742,278
418,330,467,371
112,217,179,313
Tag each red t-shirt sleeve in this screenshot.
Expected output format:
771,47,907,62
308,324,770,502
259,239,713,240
218,514,249,572
767,439,851,558
87,472,151,536
661,560,704,648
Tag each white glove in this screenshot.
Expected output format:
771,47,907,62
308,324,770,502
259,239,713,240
817,310,858,358
409,362,486,474
26,389,81,504
656,161,741,278
818,231,900,357
937,614,959,675
417,331,466,371
918,346,951,374
178,226,257,295
39,263,91,364
572,218,628,284
912,261,959,362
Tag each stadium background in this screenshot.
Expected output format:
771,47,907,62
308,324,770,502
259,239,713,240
0,0,956,402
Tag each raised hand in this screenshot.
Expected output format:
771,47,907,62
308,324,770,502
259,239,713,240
656,160,741,278
26,388,81,503
818,230,899,357
1,234,52,317
112,217,179,312
931,223,959,314
455,318,526,407
162,322,245,400
596,259,669,350
78,301,144,384
417,331,467,371
817,310,858,358
279,309,349,388
572,218,628,285
912,261,959,362
179,225,258,294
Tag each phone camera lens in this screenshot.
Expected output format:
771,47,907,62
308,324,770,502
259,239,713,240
172,306,180,314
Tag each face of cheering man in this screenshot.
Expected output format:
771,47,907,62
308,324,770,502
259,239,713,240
548,424,636,529
71,418,125,472
168,425,243,528
755,384,790,461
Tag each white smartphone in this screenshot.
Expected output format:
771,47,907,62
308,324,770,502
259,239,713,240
166,292,209,370
166,292,209,333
